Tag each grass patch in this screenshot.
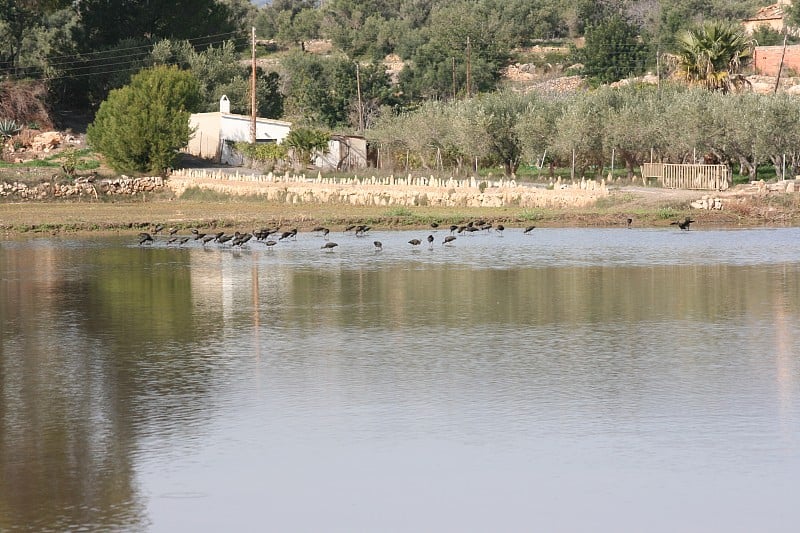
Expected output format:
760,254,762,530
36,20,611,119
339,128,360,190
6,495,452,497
384,206,414,217
179,186,235,201
0,159,58,168
594,193,634,209
656,207,680,220
518,208,546,221
77,159,101,171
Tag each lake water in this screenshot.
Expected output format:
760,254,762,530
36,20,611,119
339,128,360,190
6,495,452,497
2,227,800,532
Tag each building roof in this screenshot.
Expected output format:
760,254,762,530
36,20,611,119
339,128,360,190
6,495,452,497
190,111,292,127
744,3,787,22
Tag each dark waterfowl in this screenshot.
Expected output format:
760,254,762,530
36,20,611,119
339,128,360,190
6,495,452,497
671,217,695,231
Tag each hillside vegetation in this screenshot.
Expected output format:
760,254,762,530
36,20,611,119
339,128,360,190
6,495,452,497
4,0,800,180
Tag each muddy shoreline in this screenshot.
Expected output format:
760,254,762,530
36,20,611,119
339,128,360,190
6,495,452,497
2,185,798,237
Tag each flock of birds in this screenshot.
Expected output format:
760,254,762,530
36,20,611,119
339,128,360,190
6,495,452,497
136,216,697,249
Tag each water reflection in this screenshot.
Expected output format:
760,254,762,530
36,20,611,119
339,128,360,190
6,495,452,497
1,229,800,532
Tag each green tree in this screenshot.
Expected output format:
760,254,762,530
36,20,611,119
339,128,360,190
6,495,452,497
398,1,512,100
675,21,754,93
76,0,234,52
284,127,330,171
468,92,529,176
281,52,393,129
150,39,284,118
87,65,200,173
580,14,648,85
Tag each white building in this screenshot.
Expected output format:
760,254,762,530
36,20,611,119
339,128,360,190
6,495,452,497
186,95,292,165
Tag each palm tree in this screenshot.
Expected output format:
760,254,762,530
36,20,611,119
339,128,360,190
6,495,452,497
675,21,754,94
284,127,330,171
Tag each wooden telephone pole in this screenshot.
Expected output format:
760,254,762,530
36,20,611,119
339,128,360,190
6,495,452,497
355,62,364,134
466,36,472,98
250,26,257,143
775,34,788,94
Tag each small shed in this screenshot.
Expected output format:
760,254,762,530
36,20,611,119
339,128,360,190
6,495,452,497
314,135,368,170
186,96,292,165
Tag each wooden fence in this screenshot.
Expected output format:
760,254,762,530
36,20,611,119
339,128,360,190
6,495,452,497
641,163,730,191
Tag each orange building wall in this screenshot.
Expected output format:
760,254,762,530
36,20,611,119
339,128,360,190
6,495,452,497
753,44,800,75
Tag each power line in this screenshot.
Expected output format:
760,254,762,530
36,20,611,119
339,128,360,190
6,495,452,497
1,31,249,80
44,30,247,63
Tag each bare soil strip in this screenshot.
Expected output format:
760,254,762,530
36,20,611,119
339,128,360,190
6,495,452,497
1,187,798,236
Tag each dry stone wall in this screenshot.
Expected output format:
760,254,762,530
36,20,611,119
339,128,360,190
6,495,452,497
0,176,165,200
168,169,608,208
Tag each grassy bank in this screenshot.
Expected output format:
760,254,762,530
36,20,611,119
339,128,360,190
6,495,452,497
2,187,796,236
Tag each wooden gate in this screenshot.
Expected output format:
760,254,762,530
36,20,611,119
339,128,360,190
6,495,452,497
641,163,729,191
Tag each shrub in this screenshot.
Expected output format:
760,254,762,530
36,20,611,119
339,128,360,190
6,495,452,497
87,66,200,174
234,141,288,171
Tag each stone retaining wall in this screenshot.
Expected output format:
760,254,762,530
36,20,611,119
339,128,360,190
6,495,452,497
168,169,608,208
0,176,165,200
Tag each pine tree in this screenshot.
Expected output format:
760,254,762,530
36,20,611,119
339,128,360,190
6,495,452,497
87,66,200,173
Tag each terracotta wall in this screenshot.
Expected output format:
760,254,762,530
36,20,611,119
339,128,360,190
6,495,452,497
753,45,800,76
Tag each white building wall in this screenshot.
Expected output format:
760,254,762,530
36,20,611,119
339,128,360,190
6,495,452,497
187,110,292,165
187,112,222,160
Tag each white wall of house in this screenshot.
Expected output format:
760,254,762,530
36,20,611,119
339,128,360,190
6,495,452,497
187,112,223,161
186,95,292,164
218,115,291,165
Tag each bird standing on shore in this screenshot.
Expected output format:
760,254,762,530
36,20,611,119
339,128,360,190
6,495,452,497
671,217,695,231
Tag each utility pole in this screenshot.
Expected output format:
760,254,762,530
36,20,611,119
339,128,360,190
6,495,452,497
355,62,364,134
452,57,456,100
466,36,472,98
250,26,257,144
656,46,661,98
775,34,788,94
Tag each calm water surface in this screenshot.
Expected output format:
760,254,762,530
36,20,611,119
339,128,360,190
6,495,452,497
2,227,800,532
